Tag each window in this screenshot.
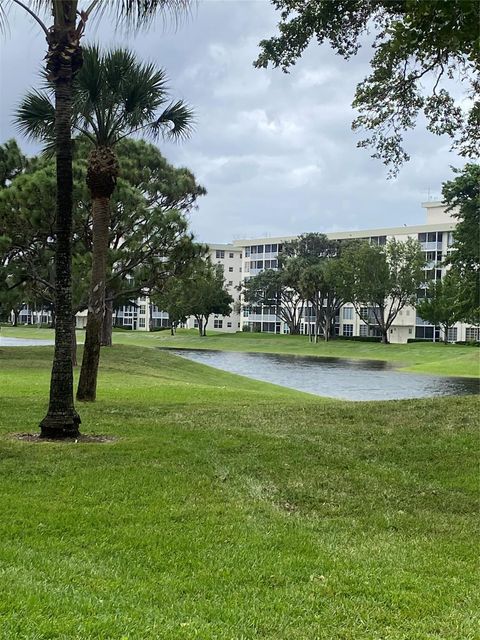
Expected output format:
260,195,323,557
228,266,233,272
359,324,368,337
245,247,250,257
229,252,234,258
139,305,146,315
216,250,225,259
418,233,427,242
342,307,353,320
193,319,199,328
415,326,433,340
264,259,278,269
342,324,353,337
214,319,223,329
138,318,145,328
228,281,233,286
447,327,457,342
466,327,480,341
227,322,232,327
262,322,276,333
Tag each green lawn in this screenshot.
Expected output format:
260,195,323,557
3,324,479,377
0,343,479,639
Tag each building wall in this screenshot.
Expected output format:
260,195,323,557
111,244,243,334
234,202,477,344
183,244,242,333
14,201,478,343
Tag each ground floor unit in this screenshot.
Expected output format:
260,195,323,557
12,301,479,344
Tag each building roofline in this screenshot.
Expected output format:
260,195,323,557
232,221,455,246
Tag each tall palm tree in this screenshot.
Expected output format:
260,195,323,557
2,0,191,437
17,46,194,401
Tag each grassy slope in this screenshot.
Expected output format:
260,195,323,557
0,343,479,639
3,325,479,377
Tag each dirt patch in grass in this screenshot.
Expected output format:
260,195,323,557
9,433,118,444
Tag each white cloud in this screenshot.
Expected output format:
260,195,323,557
0,0,465,244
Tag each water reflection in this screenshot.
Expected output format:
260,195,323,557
0,337,54,347
169,349,479,401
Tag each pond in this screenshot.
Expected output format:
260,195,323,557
0,337,54,347
169,349,479,401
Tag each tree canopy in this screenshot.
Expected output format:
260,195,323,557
443,163,480,324
342,238,425,343
0,138,206,328
255,0,480,174
155,259,233,336
416,273,463,343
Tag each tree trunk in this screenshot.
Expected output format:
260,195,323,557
12,309,19,326
443,324,449,344
39,23,82,438
197,317,203,336
101,297,113,347
381,330,389,344
71,316,77,367
77,196,111,401
203,315,209,336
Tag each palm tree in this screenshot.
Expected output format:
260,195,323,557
17,45,194,401
2,0,191,437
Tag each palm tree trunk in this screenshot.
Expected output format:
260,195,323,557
71,315,78,367
77,196,110,401
39,34,81,438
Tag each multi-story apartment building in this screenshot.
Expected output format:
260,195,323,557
111,243,243,333
11,201,479,343
234,201,478,343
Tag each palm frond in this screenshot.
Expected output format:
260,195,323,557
91,0,193,32
150,100,195,141
15,89,55,143
2,0,49,35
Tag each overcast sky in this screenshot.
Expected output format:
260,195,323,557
0,1,465,243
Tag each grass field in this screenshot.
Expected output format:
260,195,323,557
2,324,479,377
0,342,479,639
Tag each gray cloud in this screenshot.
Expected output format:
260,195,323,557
0,0,464,243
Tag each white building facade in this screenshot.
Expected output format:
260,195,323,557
107,243,243,334
234,201,479,344
12,202,479,343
